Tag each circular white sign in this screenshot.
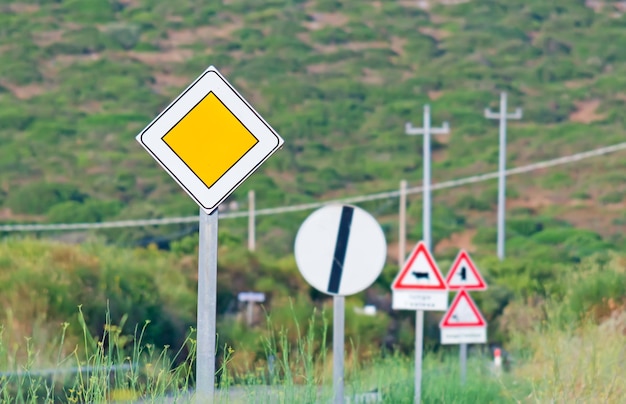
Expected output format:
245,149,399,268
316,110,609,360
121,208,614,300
294,204,387,296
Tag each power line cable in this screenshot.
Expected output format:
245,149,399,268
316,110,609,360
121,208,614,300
1,141,625,232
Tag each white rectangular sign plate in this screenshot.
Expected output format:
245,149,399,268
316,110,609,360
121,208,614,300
440,326,487,345
392,290,448,311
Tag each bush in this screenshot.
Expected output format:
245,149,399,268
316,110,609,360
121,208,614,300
6,182,88,215
52,26,107,54
47,199,123,223
508,218,544,237
455,194,492,211
599,190,625,205
564,253,626,321
104,23,141,50
310,27,349,45
473,227,497,244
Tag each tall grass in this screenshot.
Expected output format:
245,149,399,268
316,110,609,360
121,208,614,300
0,301,514,403
511,309,626,402
0,305,195,403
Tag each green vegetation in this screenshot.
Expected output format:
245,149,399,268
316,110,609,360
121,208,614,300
1,0,626,401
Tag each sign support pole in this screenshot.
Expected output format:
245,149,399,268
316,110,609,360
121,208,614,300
460,343,467,385
485,93,522,261
196,208,219,402
405,105,449,403
333,295,345,404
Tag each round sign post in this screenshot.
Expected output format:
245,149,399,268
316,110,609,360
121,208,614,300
294,204,387,404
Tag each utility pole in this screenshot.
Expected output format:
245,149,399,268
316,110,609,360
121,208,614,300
399,180,407,267
248,190,255,251
405,104,449,404
485,92,522,261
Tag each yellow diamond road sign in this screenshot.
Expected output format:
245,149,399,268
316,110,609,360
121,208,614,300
136,66,284,214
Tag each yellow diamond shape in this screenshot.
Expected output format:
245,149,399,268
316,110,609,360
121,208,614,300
163,92,258,188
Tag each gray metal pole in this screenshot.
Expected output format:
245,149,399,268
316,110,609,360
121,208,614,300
246,301,253,326
460,343,467,385
196,208,219,402
333,295,345,404
497,93,507,261
423,105,431,251
248,190,255,251
485,93,522,261
405,105,449,404
399,180,407,267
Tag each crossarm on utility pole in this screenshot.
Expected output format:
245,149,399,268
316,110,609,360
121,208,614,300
484,108,522,120
405,121,450,135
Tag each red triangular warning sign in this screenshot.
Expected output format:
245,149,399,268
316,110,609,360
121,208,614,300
440,290,486,328
445,250,487,291
392,241,447,291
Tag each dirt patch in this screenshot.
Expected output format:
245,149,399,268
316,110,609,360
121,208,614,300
161,19,243,49
306,62,340,74
508,188,562,211
398,0,428,8
5,3,40,13
303,12,349,30
569,99,606,123
32,30,65,47
585,0,604,12
345,40,388,52
361,68,384,85
519,86,541,96
419,27,451,40
76,100,103,114
390,36,407,57
0,208,45,222
0,80,48,100
428,90,444,100
127,49,194,64
151,72,193,94
564,78,593,89
435,229,477,254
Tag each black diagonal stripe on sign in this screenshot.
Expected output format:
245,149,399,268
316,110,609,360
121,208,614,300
327,206,354,294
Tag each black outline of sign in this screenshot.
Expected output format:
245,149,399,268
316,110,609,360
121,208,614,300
139,69,282,212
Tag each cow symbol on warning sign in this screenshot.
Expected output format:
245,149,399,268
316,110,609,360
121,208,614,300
391,241,448,311
392,241,447,290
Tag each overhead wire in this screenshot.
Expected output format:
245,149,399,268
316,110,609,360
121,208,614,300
1,141,625,232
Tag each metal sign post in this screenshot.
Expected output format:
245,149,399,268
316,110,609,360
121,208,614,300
333,295,345,404
444,250,488,386
238,291,266,326
135,65,284,402
294,204,387,404
404,105,449,403
484,93,522,261
196,209,219,399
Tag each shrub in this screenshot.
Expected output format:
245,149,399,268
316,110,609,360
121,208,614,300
599,190,624,205
473,227,497,244
310,27,349,45
104,23,141,50
455,194,492,211
47,199,123,223
6,182,88,215
508,218,544,237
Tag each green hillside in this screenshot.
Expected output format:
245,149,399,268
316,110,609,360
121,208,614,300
1,0,625,257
